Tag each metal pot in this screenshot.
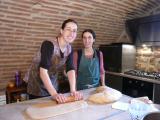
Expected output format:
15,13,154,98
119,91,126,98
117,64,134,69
142,112,160,120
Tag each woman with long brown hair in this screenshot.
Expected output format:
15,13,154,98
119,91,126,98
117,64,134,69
26,19,82,103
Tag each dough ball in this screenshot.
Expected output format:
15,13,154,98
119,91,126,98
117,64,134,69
96,86,107,93
88,88,122,104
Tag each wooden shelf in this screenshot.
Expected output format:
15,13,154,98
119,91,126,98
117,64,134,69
6,83,27,104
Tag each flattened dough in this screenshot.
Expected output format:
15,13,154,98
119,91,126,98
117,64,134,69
96,86,107,93
26,100,88,119
88,87,122,104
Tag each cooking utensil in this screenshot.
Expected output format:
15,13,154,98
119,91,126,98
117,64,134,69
57,96,83,104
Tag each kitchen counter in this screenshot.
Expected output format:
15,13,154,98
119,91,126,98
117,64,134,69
105,71,160,104
106,71,160,84
0,87,160,120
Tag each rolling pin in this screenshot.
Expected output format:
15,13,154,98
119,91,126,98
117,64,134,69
57,96,83,104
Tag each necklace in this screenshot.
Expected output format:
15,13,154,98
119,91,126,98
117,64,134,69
84,48,94,56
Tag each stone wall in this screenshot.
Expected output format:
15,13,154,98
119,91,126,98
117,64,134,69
136,46,160,72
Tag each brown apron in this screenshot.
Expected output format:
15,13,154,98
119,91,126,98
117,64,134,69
26,39,71,96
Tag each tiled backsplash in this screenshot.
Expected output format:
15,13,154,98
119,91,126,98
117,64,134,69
135,46,160,72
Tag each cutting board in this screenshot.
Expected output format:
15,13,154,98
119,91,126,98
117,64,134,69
25,100,88,120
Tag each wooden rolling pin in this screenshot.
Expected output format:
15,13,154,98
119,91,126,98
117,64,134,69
57,96,83,104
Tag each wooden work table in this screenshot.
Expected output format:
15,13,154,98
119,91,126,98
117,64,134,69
0,87,160,120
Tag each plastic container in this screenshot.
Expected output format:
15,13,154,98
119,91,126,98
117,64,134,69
128,103,151,120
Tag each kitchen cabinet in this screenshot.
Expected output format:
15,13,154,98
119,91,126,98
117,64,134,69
105,71,160,104
99,43,136,73
122,77,153,100
153,84,160,104
105,73,123,92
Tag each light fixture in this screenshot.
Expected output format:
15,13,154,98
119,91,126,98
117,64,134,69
142,44,147,48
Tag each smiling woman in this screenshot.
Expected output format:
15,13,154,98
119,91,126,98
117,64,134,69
73,29,105,90
24,19,82,103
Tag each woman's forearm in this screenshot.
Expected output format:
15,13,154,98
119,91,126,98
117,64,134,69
101,74,105,86
40,67,57,96
67,70,76,92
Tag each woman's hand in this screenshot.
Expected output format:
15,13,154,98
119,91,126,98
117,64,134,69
71,91,83,100
52,93,67,104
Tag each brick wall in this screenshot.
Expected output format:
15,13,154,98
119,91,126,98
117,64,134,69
0,0,159,94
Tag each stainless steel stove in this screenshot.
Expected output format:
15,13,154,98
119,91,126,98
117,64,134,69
124,70,160,80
